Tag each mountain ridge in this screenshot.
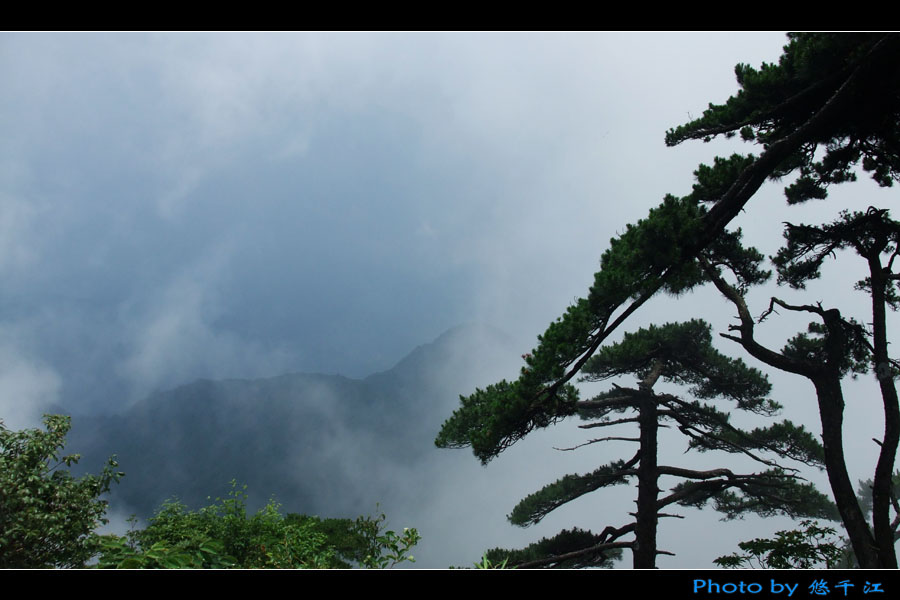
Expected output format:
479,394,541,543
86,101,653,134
68,322,521,522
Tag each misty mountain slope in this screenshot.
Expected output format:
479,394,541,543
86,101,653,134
68,323,524,524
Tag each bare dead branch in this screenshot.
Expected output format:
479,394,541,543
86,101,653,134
579,417,641,430
553,437,640,451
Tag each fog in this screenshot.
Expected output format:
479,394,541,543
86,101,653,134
1,31,894,568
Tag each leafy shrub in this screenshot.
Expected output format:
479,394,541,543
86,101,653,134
95,481,419,569
0,415,123,568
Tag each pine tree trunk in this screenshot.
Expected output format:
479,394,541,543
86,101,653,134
633,390,658,568
813,377,881,568
867,254,900,568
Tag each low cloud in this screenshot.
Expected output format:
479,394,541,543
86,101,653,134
116,245,297,405
0,335,61,430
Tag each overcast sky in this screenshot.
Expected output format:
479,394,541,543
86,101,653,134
2,31,895,567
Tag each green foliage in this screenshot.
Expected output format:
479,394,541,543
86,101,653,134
284,513,403,568
666,33,900,203
672,470,839,522
774,208,900,291
437,32,900,568
854,473,900,529
93,482,419,569
593,195,708,301
781,320,871,378
0,415,123,568
93,532,237,569
96,484,334,568
436,195,712,464
508,460,634,527
701,227,772,292
719,476,900,570
687,154,758,205
434,378,580,465
583,319,775,410
714,520,846,569
772,208,900,333
474,553,511,569
436,166,778,466
485,528,621,568
690,419,826,468
501,321,832,567
351,511,421,569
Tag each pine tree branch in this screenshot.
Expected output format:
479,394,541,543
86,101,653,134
450,39,886,463
885,246,900,273
761,297,827,321
658,479,729,509
511,519,642,568
666,64,851,144
700,256,816,378
658,466,737,480
536,287,663,409
553,437,640,451
512,541,634,569
665,34,899,147
579,417,641,430
670,417,792,472
575,395,640,410
700,33,900,236
660,396,800,471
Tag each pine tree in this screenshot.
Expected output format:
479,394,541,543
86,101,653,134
666,33,900,204
774,208,900,566
669,33,900,567
461,321,835,568
699,207,900,567
435,33,900,568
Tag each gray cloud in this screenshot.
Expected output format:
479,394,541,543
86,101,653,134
5,32,889,567
0,331,61,430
